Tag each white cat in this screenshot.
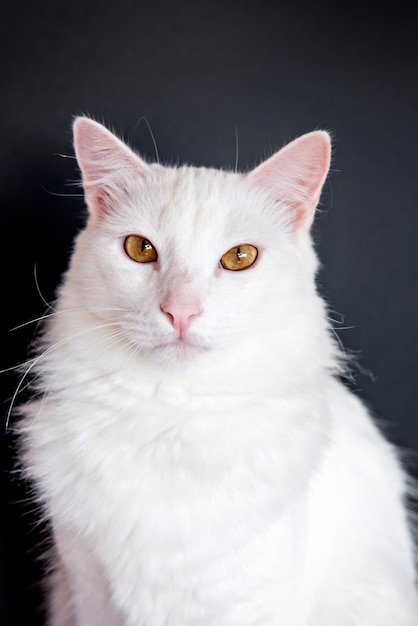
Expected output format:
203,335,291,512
19,118,418,625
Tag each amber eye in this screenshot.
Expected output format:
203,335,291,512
124,235,158,263
220,244,258,271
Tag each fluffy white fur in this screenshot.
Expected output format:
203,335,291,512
19,118,418,625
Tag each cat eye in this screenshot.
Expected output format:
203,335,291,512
124,235,158,263
220,245,258,271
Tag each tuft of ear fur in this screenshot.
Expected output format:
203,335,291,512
248,131,331,230
73,117,150,217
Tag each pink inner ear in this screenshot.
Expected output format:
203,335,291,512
249,131,331,230
73,117,150,216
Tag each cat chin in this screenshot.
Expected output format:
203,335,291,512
151,339,211,368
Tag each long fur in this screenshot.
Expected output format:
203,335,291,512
18,118,418,625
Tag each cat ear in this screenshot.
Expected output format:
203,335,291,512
73,117,150,216
248,131,331,230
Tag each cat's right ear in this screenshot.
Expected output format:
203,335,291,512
73,117,150,216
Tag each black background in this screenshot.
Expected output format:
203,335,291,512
1,1,417,623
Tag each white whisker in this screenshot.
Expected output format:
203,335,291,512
53,153,77,160
9,306,130,332
234,126,239,173
6,320,124,431
132,116,160,164
33,263,56,313
41,185,84,198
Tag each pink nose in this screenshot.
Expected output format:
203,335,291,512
160,301,202,332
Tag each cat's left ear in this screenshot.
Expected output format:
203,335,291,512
73,117,150,216
248,131,331,231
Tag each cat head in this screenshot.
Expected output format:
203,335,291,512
68,118,331,373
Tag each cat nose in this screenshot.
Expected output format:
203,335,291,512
160,301,202,332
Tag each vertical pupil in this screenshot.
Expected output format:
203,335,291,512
141,239,148,252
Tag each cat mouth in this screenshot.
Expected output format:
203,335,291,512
155,336,209,355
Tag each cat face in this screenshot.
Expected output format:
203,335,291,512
69,119,330,369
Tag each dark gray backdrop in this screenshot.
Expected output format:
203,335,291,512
1,1,417,623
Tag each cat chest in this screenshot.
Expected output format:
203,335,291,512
25,384,318,624
26,381,323,549
106,508,308,626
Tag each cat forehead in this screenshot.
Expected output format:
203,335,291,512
96,161,285,253
129,163,266,230
149,164,243,203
